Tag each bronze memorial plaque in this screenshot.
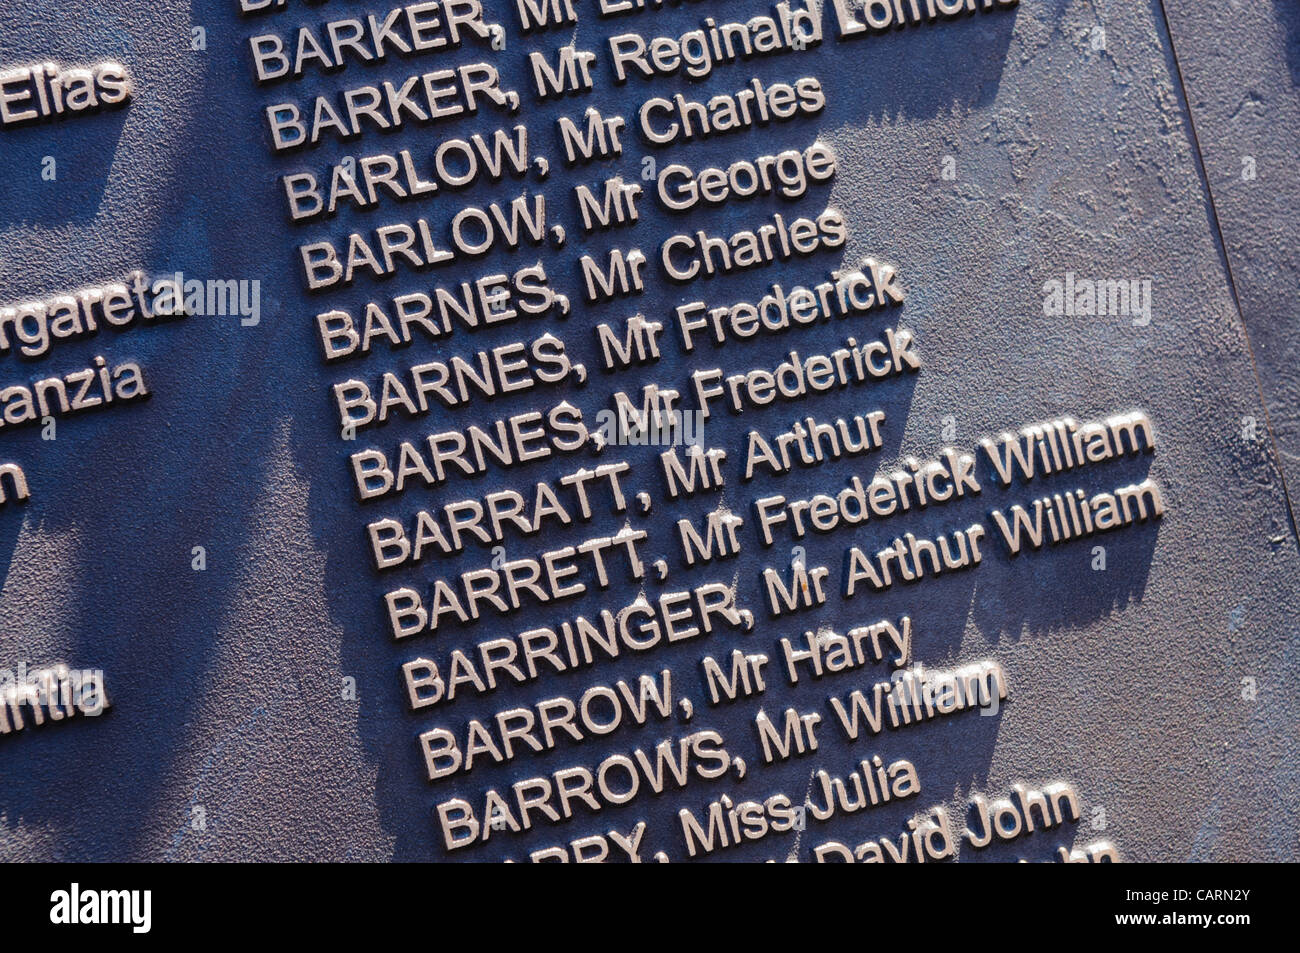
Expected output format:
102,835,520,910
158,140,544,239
0,0,1296,900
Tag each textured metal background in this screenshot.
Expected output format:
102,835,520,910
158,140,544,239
0,0,1296,861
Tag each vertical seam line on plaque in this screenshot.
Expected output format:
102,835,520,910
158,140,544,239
1155,0,1300,545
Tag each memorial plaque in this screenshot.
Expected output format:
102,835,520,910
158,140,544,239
0,0,1296,871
